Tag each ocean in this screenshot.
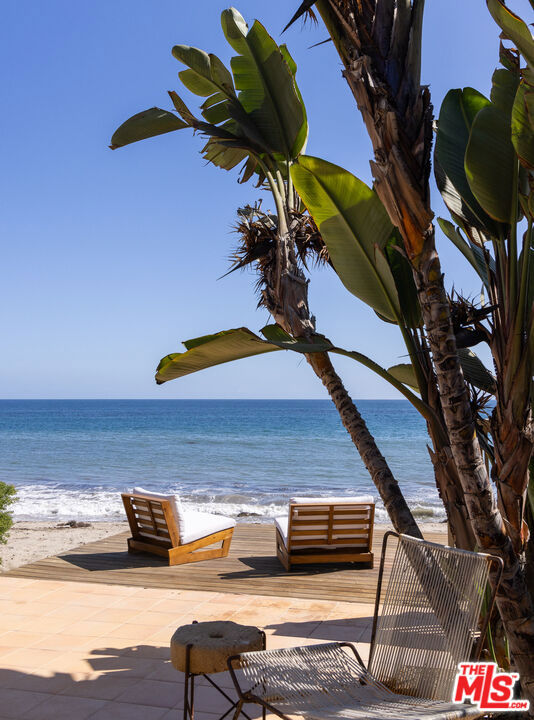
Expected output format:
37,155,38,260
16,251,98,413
0,399,443,523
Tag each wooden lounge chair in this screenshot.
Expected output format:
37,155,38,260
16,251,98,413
121,488,235,566
274,495,375,570
228,532,504,720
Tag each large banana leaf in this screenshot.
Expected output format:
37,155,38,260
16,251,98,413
155,328,281,384
437,218,494,289
260,324,333,352
387,363,419,390
458,348,497,394
465,104,516,224
384,236,422,328
291,156,401,322
220,8,307,158
434,89,501,237
490,68,520,116
512,81,534,170
487,0,534,70
110,108,188,149
388,351,496,395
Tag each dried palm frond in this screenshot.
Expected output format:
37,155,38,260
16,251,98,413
448,291,494,349
223,205,331,306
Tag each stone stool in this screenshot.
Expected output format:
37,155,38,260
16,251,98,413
171,620,265,720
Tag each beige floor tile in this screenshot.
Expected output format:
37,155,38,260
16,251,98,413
17,615,73,634
58,673,139,700
0,689,50,718
40,652,97,674
89,608,143,624
83,654,161,678
106,595,158,611
34,633,95,652
0,614,27,631
265,620,322,638
205,593,251,607
130,587,178,600
0,631,52,648
309,623,359,642
45,605,100,621
114,678,180,708
176,682,238,713
89,701,169,720
106,623,163,641
174,591,221,603
126,611,177,627
63,621,121,638
0,645,21,658
2,647,61,669
0,669,75,694
4,602,58,617
86,584,138,596
21,693,107,720
151,598,204,614
145,661,182,684
101,643,170,660
145,627,177,645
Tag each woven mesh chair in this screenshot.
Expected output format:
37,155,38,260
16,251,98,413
228,532,503,720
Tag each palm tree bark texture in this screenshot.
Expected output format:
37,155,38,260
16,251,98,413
311,0,534,703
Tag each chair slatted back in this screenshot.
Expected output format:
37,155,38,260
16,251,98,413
287,502,374,551
122,493,180,548
368,533,500,701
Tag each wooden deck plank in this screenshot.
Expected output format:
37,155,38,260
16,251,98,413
3,524,447,603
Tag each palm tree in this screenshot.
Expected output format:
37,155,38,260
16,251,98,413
285,0,534,700
110,8,421,537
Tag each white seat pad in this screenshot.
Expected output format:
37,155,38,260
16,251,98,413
290,495,374,504
274,516,289,546
181,511,236,545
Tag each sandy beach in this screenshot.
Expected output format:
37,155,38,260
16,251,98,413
1,519,447,572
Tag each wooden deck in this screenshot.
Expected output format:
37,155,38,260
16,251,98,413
3,524,446,603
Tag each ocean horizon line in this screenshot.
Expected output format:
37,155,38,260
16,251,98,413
0,397,411,402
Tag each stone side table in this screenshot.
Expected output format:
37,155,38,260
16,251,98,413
171,620,265,720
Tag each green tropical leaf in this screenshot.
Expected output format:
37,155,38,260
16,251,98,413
487,0,534,70
465,104,516,224
435,89,501,236
458,348,497,394
437,218,494,288
290,156,400,322
155,327,280,384
490,68,520,116
384,236,422,328
110,108,188,149
387,363,419,390
220,8,307,158
512,81,534,170
172,46,235,98
260,324,333,352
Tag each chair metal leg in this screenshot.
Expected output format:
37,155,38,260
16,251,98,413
183,644,195,720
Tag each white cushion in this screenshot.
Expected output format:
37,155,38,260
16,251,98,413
274,515,289,546
290,495,374,504
132,486,185,536
180,511,236,545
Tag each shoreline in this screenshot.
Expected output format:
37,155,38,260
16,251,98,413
1,519,447,572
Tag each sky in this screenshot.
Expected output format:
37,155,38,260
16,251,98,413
1,1,531,399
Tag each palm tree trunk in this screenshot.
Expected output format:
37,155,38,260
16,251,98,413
416,232,534,705
306,350,422,537
262,220,422,538
312,0,534,699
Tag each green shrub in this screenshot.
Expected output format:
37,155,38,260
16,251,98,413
0,482,17,552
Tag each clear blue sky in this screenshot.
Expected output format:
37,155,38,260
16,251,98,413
1,1,529,399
